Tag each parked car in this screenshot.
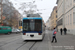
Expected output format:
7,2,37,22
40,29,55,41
0,26,12,34
12,29,20,34
19,29,22,32
16,29,21,32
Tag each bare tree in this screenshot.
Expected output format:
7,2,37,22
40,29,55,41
19,1,37,16
2,1,21,28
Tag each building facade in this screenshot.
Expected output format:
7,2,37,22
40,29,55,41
0,0,22,29
56,0,75,35
46,19,50,30
0,0,11,25
49,6,57,30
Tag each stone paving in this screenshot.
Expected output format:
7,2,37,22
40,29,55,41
49,31,75,50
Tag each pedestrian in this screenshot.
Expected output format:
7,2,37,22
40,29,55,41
60,28,62,35
51,28,57,43
63,27,67,35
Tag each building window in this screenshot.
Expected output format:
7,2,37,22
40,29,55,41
73,8,75,12
69,15,70,25
56,10,57,13
70,14,72,24
68,15,69,25
70,2,72,6
73,12,75,25
65,16,66,25
57,18,63,26
56,15,57,18
67,16,68,25
0,5,1,7
66,16,67,25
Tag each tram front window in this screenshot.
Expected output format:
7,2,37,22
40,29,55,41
23,19,42,32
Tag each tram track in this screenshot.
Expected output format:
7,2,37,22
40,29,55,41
29,41,37,50
0,38,20,47
29,32,46,50
0,30,53,50
0,35,22,47
16,41,37,50
16,41,28,50
0,32,46,50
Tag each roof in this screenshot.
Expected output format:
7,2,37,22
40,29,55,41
27,14,41,17
23,17,42,20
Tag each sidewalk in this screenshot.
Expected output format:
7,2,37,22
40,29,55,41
49,31,75,50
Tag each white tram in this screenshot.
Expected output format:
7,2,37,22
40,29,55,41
22,17,45,40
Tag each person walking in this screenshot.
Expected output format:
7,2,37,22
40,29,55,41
60,28,63,35
63,27,67,35
51,28,57,43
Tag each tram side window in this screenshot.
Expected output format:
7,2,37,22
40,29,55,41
23,23,29,31
23,20,30,31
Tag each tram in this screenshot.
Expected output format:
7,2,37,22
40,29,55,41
22,17,45,40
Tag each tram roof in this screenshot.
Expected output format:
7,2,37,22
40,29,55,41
23,17,42,20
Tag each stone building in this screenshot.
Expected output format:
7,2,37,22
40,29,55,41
49,6,57,30
56,0,75,35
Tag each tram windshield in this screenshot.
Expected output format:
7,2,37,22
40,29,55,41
23,19,42,32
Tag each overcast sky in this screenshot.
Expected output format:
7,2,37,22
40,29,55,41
10,0,57,23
